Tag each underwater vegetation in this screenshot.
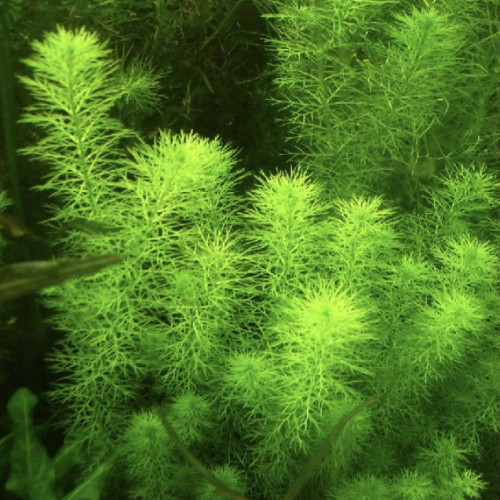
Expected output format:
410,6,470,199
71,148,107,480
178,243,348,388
0,1,498,499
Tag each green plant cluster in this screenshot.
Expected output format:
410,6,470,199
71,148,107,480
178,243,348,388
259,0,498,206
0,0,498,498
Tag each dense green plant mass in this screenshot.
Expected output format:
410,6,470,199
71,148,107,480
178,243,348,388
259,0,498,206
0,1,498,499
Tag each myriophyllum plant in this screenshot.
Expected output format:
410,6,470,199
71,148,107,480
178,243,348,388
14,17,496,500
259,0,490,210
18,27,244,465
18,27,134,217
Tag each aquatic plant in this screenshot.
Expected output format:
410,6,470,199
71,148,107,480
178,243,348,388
4,2,498,497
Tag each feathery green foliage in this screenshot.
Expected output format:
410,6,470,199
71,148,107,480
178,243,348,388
18,27,245,463
261,0,496,208
120,410,175,499
18,26,134,214
5,3,498,498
